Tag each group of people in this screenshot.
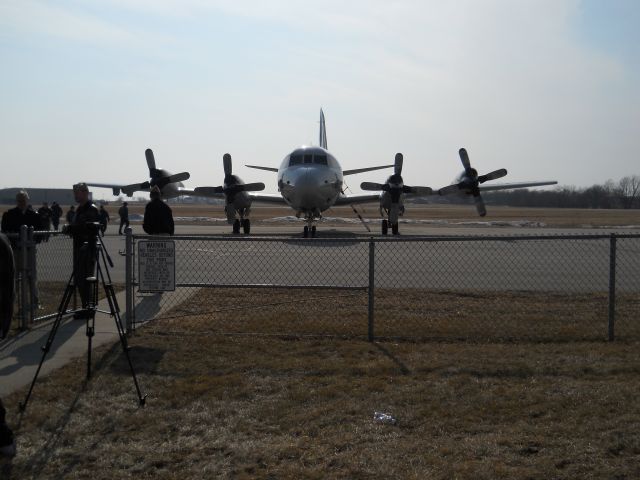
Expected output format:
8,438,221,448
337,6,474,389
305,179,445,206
0,184,175,458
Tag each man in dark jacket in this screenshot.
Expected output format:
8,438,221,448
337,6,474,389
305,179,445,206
1,190,42,309
98,205,110,236
69,183,100,315
51,201,63,231
1,190,42,242
118,202,129,235
143,187,174,235
0,232,14,339
0,233,16,456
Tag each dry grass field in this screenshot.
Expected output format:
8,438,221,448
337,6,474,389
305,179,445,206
2,288,640,479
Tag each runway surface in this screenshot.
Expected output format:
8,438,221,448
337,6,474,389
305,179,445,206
34,223,640,294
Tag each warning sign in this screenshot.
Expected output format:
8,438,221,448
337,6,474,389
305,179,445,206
138,240,176,292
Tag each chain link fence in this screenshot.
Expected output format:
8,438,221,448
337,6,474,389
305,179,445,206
4,227,638,341
127,233,640,342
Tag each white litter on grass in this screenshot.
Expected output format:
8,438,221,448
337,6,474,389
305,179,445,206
373,411,397,425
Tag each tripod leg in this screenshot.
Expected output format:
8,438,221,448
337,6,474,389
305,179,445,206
19,273,76,411
86,276,98,381
97,255,146,406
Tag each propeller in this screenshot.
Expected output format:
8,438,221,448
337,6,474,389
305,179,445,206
360,153,433,197
194,153,265,199
120,148,191,196
438,148,507,217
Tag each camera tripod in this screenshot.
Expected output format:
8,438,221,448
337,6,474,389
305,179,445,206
19,234,146,411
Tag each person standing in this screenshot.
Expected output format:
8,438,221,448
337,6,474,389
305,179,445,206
98,205,110,236
0,232,17,457
0,232,14,339
118,202,130,235
37,202,53,231
66,205,75,224
1,190,42,310
69,183,100,315
38,201,53,241
143,186,174,235
51,201,63,231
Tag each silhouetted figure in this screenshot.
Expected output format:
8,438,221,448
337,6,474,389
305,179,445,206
1,190,42,309
0,233,16,457
51,201,63,230
98,205,110,236
118,202,129,235
0,398,15,457
0,232,14,339
69,183,100,317
66,205,75,224
143,187,174,235
38,201,53,241
37,202,52,231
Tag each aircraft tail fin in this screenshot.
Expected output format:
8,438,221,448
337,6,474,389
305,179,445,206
319,108,327,149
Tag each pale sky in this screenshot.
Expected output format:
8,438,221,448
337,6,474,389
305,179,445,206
1,0,638,199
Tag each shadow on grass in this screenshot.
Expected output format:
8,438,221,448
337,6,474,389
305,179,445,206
372,342,411,375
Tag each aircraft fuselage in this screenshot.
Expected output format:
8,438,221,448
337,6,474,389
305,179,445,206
277,146,343,219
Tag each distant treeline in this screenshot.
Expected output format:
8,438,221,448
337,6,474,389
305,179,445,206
437,176,640,209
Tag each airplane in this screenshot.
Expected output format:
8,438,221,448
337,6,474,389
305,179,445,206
86,149,195,198
361,147,557,234
194,109,395,237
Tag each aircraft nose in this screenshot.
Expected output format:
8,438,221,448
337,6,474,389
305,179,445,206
287,167,322,189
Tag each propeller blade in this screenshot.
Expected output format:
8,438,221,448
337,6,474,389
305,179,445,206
438,184,462,196
194,186,225,195
240,182,265,192
121,181,149,196
145,148,156,171
360,182,386,191
223,153,232,176
474,194,487,217
394,153,403,176
478,168,507,183
165,171,190,184
459,148,471,171
405,186,433,196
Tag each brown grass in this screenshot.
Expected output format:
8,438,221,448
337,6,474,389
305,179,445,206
148,287,639,342
2,289,640,479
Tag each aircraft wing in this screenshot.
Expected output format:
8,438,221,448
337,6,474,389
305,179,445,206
343,165,394,176
479,180,557,192
246,165,279,173
333,194,381,206
85,182,134,196
248,193,287,205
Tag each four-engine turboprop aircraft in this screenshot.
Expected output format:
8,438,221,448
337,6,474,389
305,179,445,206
86,148,195,199
361,147,557,235
194,109,395,237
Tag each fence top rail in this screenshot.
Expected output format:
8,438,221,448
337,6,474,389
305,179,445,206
131,232,640,243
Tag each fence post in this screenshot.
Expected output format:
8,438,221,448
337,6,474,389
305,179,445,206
608,234,617,341
368,239,375,342
27,226,37,327
19,225,29,330
125,227,133,334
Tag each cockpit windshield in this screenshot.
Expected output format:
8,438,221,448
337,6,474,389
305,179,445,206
289,153,329,167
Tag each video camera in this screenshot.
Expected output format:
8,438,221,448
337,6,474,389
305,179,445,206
62,221,101,239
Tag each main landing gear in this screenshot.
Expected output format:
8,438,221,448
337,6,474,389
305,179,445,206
381,219,399,235
233,218,251,234
303,225,317,238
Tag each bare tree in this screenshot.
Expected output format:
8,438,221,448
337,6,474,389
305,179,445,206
617,175,640,209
